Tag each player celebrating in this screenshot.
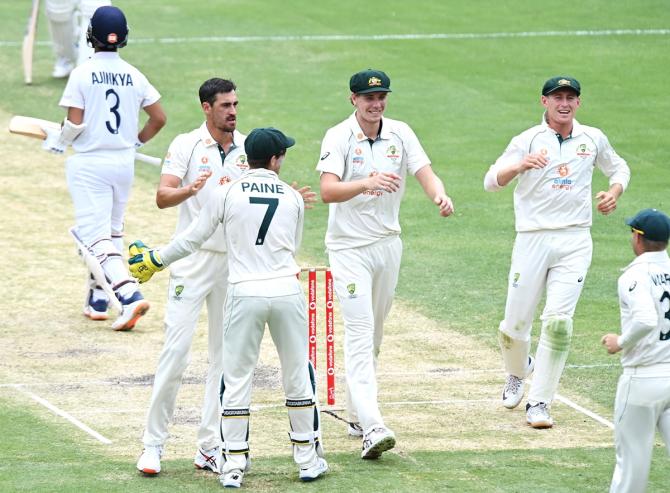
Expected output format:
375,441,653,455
601,208,670,493
129,128,328,487
44,5,166,330
484,76,630,427
316,69,453,459
46,0,111,78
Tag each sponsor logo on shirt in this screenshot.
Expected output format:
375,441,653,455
540,148,548,156
386,145,400,160
198,165,211,174
352,156,364,166
628,281,637,291
354,148,362,155
201,156,209,164
320,151,330,161
552,164,573,190
362,170,384,197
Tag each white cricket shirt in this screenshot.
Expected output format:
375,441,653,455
484,117,630,232
59,51,160,155
618,250,670,368
316,112,429,250
160,168,304,283
161,124,247,253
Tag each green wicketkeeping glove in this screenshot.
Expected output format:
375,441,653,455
128,240,164,283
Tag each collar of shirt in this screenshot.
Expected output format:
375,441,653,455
623,250,670,272
241,168,279,180
92,51,121,61
540,112,584,138
197,122,241,150
347,111,390,143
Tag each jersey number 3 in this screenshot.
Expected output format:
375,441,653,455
105,88,121,134
249,197,278,245
660,291,670,341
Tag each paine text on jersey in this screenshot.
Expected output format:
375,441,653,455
241,182,285,195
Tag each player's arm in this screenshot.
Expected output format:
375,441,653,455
42,107,86,153
414,166,453,217
595,183,624,215
594,132,630,215
493,153,548,188
319,171,401,203
156,171,212,209
138,101,167,144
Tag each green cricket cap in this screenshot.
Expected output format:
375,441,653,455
626,208,670,242
349,69,392,94
244,127,295,161
542,76,581,96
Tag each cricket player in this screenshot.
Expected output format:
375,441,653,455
601,208,670,493
135,78,246,475
317,69,453,459
46,0,111,78
129,127,328,487
43,5,166,330
484,76,630,427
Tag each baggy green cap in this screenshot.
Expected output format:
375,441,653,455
349,69,392,94
542,76,581,96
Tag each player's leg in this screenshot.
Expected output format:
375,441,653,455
267,286,327,481
219,288,265,488
329,248,383,434
193,252,228,473
498,232,548,408
75,0,110,65
137,253,211,474
45,0,77,77
609,375,656,493
528,230,592,426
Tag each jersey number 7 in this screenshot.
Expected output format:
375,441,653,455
250,197,278,245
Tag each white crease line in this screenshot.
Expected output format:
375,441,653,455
11,384,112,444
0,29,667,48
252,398,498,411
555,393,614,429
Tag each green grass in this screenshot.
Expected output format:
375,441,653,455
1,0,670,491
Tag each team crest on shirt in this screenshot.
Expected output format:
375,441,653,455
386,145,400,160
235,154,248,169
201,156,209,164
354,148,363,155
512,272,520,288
219,176,231,185
347,283,357,297
576,143,592,158
174,284,184,300
552,164,573,190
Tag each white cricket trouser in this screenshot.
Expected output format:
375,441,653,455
143,250,228,450
610,365,670,493
220,276,316,472
328,235,402,432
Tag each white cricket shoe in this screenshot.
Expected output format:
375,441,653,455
220,469,244,488
502,356,534,409
361,426,396,460
348,422,363,438
299,457,328,481
111,291,150,331
526,402,554,429
194,446,222,473
137,445,163,475
52,57,74,78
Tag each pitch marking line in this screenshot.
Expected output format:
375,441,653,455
0,29,668,48
555,393,614,429
11,384,113,444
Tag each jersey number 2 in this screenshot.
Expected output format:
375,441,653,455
105,88,121,134
660,291,670,341
249,197,278,245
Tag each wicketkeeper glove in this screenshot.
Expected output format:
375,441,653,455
128,240,164,283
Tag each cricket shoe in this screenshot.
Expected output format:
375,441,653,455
348,422,363,438
137,445,163,475
111,291,150,331
299,457,328,481
194,446,222,473
361,426,396,460
52,57,74,78
502,356,534,409
83,291,109,321
220,469,244,488
526,402,554,429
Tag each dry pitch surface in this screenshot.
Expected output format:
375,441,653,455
0,111,614,467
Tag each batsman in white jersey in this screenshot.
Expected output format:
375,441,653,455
129,128,328,487
484,76,630,428
601,208,670,493
45,5,166,331
135,79,247,476
317,69,454,459
45,0,111,78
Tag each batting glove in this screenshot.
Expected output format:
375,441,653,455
42,126,66,154
128,240,164,283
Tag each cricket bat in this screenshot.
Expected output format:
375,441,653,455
22,0,40,85
8,115,163,166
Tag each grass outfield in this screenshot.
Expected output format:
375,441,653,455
1,0,670,491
